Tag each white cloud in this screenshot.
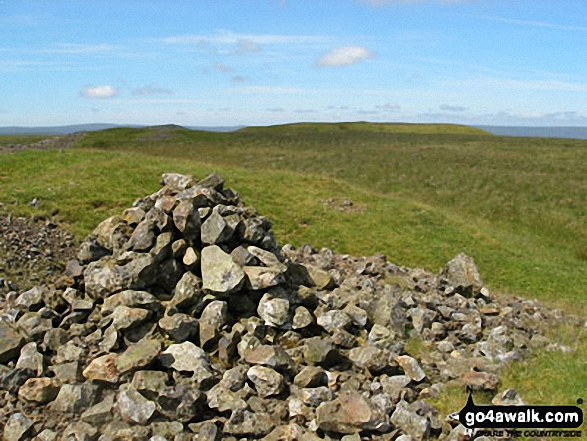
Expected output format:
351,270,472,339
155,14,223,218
82,85,118,99
316,46,374,67
132,85,172,96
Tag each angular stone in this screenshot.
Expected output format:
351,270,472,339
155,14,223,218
173,200,201,241
245,345,296,372
161,172,196,190
244,266,285,290
258,293,290,327
117,387,156,425
4,413,33,441
0,320,26,364
293,366,328,388
199,300,228,348
316,392,385,434
159,341,211,373
182,246,200,271
16,342,43,375
301,386,335,407
349,347,388,374
247,365,285,397
157,382,204,422
159,314,198,342
170,271,203,311
83,354,120,383
317,309,351,333
292,306,315,329
201,210,232,245
61,421,99,441
15,286,44,311
303,337,338,366
303,264,335,290
224,410,274,437
396,355,426,382
115,338,162,374
201,245,245,295
51,383,99,414
110,305,150,331
101,290,159,314
122,207,146,225
125,218,156,251
131,370,169,394
442,253,484,297
81,394,115,424
390,400,430,441
18,377,60,403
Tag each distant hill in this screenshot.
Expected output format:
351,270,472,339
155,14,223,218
0,124,244,135
476,125,587,140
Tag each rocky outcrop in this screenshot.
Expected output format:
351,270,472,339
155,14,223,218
0,172,578,440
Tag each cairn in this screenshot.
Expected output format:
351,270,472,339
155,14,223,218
0,173,571,440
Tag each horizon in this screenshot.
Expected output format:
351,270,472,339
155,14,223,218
1,0,586,127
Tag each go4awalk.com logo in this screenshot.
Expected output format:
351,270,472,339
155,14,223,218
458,389,584,439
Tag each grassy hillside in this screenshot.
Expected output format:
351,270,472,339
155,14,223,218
66,123,587,311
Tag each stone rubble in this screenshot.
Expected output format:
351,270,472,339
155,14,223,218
0,172,580,440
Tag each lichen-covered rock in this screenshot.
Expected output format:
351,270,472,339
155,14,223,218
201,245,245,295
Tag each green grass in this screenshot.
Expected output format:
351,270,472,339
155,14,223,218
69,123,587,311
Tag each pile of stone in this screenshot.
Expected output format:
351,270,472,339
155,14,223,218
0,173,575,441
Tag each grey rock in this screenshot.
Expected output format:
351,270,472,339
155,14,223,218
349,346,388,374
201,210,232,245
390,400,430,441
117,386,157,425
132,370,169,394
247,365,285,397
396,355,426,382
316,391,386,434
173,200,201,241
161,172,196,190
83,353,120,383
61,421,99,441
15,342,44,375
300,386,334,407
81,394,115,424
182,246,200,271
51,383,99,414
293,366,328,388
244,265,285,290
125,218,157,251
317,309,351,333
245,344,296,372
224,410,274,437
159,313,198,342
0,320,26,364
201,245,245,295
442,253,484,297
199,300,228,348
4,413,34,441
303,337,338,366
170,271,203,311
159,341,211,374
115,338,162,374
258,293,290,327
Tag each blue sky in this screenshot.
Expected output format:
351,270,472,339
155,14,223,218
0,0,585,127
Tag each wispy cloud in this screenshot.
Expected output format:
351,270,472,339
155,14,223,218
232,85,307,94
231,75,248,83
110,98,202,105
445,77,587,92
163,32,327,46
132,85,172,96
475,15,587,32
43,43,120,54
316,46,374,67
440,104,467,112
375,102,402,111
82,85,118,99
